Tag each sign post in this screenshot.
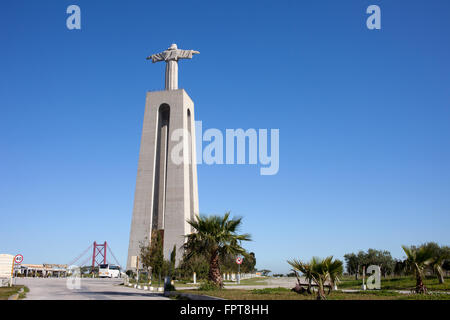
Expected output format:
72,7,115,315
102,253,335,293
236,256,243,284
13,254,23,285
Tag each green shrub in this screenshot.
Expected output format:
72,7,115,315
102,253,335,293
199,281,221,291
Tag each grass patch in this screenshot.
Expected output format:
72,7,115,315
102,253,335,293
171,277,268,289
19,286,29,299
178,289,392,300
174,282,199,288
251,287,291,294
0,286,28,300
179,288,450,300
338,275,450,291
224,277,268,286
399,293,450,300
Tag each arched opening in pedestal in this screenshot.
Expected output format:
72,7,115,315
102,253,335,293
152,103,170,231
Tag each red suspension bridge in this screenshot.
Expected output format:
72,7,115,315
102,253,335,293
68,241,123,272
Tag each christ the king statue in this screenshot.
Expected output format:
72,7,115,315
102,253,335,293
147,43,200,90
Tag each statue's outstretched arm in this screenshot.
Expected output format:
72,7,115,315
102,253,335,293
177,49,200,60
147,53,165,63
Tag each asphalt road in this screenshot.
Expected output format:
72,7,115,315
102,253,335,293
15,278,170,300
15,276,299,299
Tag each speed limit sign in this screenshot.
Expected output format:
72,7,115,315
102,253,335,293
236,257,243,265
14,254,23,264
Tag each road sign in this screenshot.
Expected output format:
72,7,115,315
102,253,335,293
236,257,243,265
14,254,23,264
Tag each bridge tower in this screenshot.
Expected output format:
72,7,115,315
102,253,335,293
91,241,107,272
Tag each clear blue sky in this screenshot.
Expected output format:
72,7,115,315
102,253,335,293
1,0,449,274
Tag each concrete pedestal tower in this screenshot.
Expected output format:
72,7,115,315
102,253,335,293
126,44,200,270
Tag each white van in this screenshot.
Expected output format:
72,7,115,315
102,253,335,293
99,264,121,278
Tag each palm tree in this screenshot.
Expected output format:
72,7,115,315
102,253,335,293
402,245,434,293
184,212,251,288
288,258,313,294
288,256,343,300
328,258,343,290
430,254,446,284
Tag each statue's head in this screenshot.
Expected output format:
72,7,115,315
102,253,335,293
168,43,178,50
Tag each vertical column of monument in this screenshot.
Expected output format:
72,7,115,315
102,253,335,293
126,93,158,270
187,106,200,233
162,90,199,264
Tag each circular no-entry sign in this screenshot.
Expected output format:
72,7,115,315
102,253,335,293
236,257,243,265
14,254,23,264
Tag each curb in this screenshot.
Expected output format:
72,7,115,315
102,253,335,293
126,283,164,292
124,284,224,300
8,287,24,300
8,294,19,300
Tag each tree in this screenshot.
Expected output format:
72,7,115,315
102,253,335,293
151,231,164,277
286,272,296,277
344,251,368,279
329,259,344,288
219,251,256,274
420,242,450,284
139,238,152,272
288,256,343,300
343,253,359,279
170,244,176,277
140,230,165,280
402,245,434,294
430,254,446,284
177,253,209,280
344,249,395,279
241,252,256,273
441,246,450,274
365,249,395,277
259,269,271,277
443,259,450,273
178,249,256,280
184,212,251,288
289,260,313,294
394,259,407,276
219,253,236,273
